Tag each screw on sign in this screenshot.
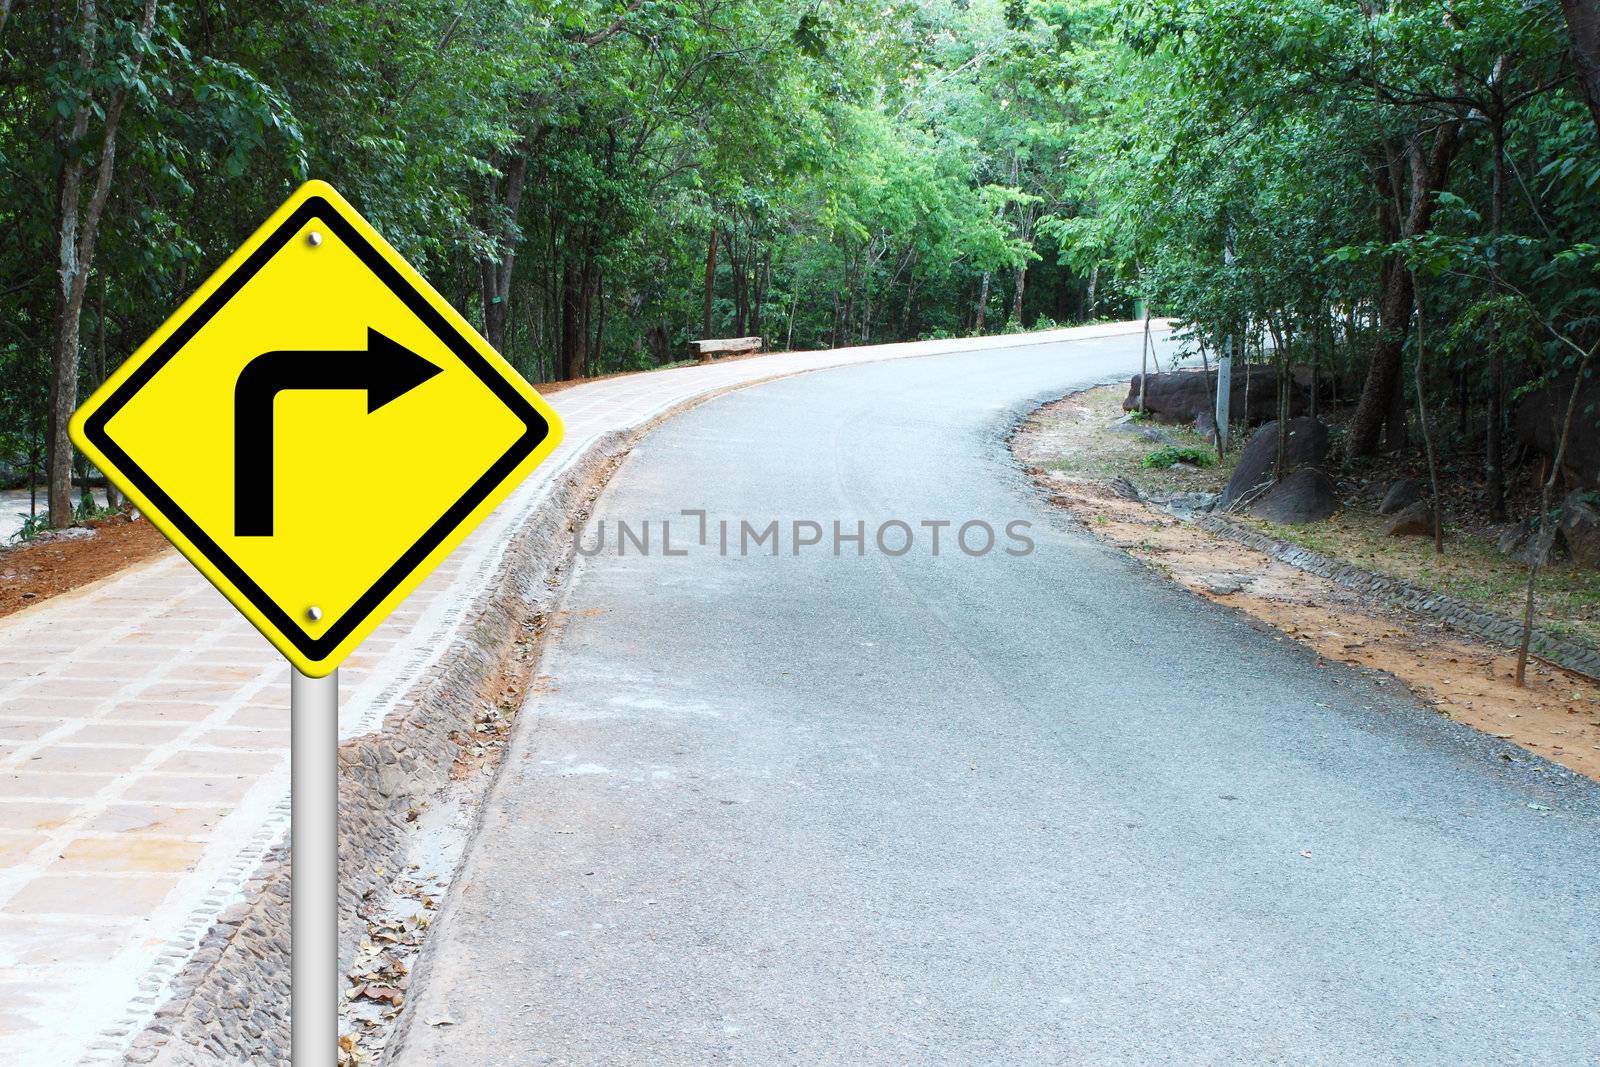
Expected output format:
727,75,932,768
69,180,564,1064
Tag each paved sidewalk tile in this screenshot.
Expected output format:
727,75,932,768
0,323,1156,1064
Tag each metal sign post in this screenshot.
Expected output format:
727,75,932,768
1217,335,1233,453
291,668,338,1064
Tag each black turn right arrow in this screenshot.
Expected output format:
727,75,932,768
234,328,442,536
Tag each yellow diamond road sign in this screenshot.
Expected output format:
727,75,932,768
70,180,563,677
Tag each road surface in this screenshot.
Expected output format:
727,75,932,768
397,332,1600,1065
0,322,1154,1066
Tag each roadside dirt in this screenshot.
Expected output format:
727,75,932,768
0,512,171,618
1015,388,1600,782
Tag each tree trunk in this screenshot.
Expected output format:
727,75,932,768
901,266,918,340
648,317,670,366
93,279,119,510
591,272,607,377
559,259,586,380
1086,264,1099,319
701,225,718,340
47,0,98,529
1516,339,1597,684
1310,312,1322,422
47,0,157,528
1349,260,1413,457
1270,317,1290,480
860,269,872,343
1347,123,1461,457
478,137,533,354
1384,363,1410,453
1488,357,1507,520
1486,116,1509,521
975,271,991,333
1413,276,1443,553
1560,0,1600,141
751,251,770,339
1011,264,1026,326
724,229,746,337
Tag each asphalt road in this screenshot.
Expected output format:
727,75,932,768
396,333,1600,1065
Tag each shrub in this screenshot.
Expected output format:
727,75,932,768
1141,445,1216,470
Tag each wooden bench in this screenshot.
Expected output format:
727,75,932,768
689,336,762,362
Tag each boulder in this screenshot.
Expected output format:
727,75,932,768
1220,417,1331,511
1194,411,1217,439
1248,468,1339,525
1385,500,1434,538
1514,373,1600,490
1559,492,1600,569
1123,366,1309,427
1496,522,1559,566
1378,478,1424,516
1124,371,1213,425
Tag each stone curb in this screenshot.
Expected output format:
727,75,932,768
1196,513,1600,682
125,426,639,1066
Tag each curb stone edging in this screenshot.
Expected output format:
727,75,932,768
124,426,639,1067
1196,513,1600,682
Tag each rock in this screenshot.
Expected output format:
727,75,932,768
1378,478,1424,516
375,763,406,797
1107,414,1174,444
1220,417,1331,510
1194,411,1217,438
1248,468,1339,525
1385,500,1435,538
1559,492,1600,568
1496,523,1558,566
1149,490,1219,517
1123,366,1310,426
1515,372,1600,490
1108,476,1141,501
32,525,95,543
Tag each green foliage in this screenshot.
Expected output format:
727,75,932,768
1,0,1121,448
2,0,1597,532
1141,445,1216,469
12,513,51,545
73,496,118,524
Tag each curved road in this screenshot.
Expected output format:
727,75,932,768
397,334,1600,1065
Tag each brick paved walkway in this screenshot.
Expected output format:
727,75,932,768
0,322,1161,1064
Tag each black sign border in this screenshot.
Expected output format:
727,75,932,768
82,196,550,663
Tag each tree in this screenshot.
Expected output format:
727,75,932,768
45,0,158,527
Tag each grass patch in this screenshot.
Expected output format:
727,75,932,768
1141,445,1217,470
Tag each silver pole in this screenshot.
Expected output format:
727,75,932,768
1219,224,1236,453
1139,306,1150,414
291,667,338,1065
1217,337,1233,453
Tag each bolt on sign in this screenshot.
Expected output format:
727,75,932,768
70,180,564,676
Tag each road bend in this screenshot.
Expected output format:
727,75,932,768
396,332,1600,1065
